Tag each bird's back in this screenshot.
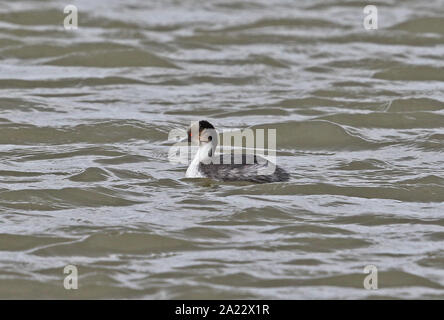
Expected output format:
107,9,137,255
198,154,289,183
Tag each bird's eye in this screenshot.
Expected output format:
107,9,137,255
208,136,212,141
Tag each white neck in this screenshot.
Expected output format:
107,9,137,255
185,142,215,178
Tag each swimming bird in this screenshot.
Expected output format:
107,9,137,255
185,120,289,183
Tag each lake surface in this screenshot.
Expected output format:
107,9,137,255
1,0,444,299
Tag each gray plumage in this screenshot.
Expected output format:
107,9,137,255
198,154,289,183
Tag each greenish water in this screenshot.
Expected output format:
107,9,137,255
0,0,444,299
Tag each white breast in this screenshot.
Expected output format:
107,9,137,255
185,159,204,178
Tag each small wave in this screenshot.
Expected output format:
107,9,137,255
334,159,387,171
94,155,148,165
183,54,290,68
177,33,311,46
1,42,135,60
262,224,354,236
20,146,124,161
0,186,141,210
208,17,345,33
319,112,444,129
0,9,62,26
32,232,197,256
0,38,21,47
222,183,444,203
69,167,111,182
45,49,179,69
326,33,444,47
390,17,444,35
0,120,166,144
387,98,444,112
0,77,148,89
0,234,72,252
307,1,393,10
251,120,378,150
373,65,444,81
214,108,289,118
398,175,444,186
155,75,258,86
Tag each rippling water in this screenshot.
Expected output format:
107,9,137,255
1,0,444,299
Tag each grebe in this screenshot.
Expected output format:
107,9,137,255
185,120,289,183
